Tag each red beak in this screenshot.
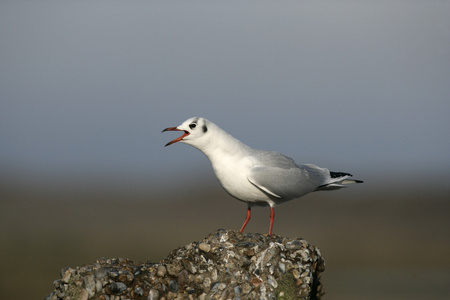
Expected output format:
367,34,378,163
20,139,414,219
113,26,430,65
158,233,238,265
162,127,190,147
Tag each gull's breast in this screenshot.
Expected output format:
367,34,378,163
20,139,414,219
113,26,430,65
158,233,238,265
210,155,273,204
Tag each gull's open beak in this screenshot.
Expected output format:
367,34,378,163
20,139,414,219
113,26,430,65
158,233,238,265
162,127,190,147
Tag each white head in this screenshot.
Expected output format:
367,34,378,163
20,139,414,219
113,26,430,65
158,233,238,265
162,117,212,148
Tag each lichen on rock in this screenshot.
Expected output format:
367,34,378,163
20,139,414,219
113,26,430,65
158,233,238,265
46,229,325,300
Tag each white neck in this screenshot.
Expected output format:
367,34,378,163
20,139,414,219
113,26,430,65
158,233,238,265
193,123,251,163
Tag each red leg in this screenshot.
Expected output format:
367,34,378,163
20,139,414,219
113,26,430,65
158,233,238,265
269,206,275,236
240,206,251,233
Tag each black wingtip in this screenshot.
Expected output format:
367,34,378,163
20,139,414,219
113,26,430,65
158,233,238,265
330,171,353,178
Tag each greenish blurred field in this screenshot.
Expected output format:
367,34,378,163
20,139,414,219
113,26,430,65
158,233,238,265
1,179,449,299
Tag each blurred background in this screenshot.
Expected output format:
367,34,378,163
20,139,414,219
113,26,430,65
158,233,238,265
1,1,449,299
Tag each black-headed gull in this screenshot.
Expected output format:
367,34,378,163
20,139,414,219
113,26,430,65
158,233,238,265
163,117,363,235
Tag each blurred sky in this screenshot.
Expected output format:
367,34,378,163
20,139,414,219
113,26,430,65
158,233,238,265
1,1,449,188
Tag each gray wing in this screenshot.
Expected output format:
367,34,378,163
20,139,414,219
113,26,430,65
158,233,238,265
249,150,298,169
247,151,330,200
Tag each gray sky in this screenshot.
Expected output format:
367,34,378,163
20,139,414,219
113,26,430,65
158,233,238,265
1,1,449,187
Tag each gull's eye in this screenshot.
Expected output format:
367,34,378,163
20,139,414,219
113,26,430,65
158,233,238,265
189,123,197,129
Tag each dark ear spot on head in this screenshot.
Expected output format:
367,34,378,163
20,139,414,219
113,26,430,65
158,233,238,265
202,124,208,133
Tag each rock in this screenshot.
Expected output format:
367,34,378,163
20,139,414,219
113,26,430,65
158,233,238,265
148,289,159,299
157,265,167,277
199,242,211,253
46,229,325,299
108,281,127,293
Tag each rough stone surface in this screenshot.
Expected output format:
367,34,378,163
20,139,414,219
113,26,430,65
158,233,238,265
46,229,325,300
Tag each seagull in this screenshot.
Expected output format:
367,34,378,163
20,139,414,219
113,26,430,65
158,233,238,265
162,117,363,236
